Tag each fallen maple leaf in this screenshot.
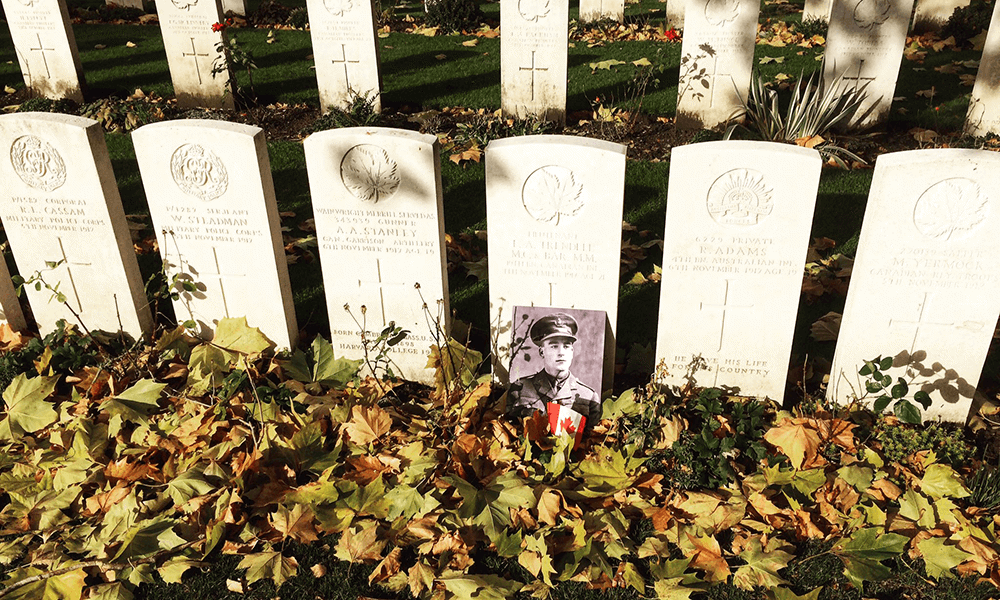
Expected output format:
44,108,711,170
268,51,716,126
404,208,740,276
344,404,392,445
764,418,823,470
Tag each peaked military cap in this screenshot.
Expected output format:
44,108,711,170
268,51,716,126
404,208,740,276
529,313,578,345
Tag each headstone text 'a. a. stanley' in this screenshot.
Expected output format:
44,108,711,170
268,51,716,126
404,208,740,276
0,113,153,339
132,120,297,348
304,127,449,385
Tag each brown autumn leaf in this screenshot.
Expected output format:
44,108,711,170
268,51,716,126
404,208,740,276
764,418,823,470
270,504,319,544
369,546,402,584
85,482,132,515
335,522,386,562
345,455,391,484
104,457,151,484
536,488,563,526
681,533,731,583
344,404,392,446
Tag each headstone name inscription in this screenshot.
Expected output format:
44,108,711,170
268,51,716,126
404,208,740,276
0,113,152,339
132,120,298,349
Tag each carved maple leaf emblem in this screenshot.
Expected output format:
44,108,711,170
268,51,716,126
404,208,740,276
913,178,989,242
341,145,400,203
852,0,891,30
324,0,354,15
517,0,550,22
704,0,740,26
522,166,585,224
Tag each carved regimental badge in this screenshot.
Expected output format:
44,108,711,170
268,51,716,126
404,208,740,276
852,0,891,30
170,144,228,201
341,144,400,203
522,166,584,225
706,169,773,226
11,135,66,192
913,178,988,242
704,0,740,26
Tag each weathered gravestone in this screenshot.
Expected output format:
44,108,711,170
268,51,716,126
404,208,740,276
0,113,153,339
829,149,1000,423
304,127,448,385
0,257,27,332
307,0,382,113
655,141,821,398
501,0,569,123
486,135,626,389
822,0,915,129
132,120,297,348
964,1,1000,137
1,0,85,102
580,0,624,22
675,0,760,129
911,0,968,31
153,0,234,109
802,0,832,22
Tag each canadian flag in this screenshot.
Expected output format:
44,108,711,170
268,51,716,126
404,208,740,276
547,402,586,449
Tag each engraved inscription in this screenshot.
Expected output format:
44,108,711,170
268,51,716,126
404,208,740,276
11,135,66,192
340,145,400,203
170,144,229,201
852,0,891,29
522,166,584,224
913,178,988,242
704,0,740,26
518,0,550,21
324,0,355,16
706,168,773,226
889,291,985,354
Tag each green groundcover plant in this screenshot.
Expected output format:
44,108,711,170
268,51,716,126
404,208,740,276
1,320,999,600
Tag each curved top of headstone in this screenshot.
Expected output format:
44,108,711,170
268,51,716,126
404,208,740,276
0,112,97,130
486,134,627,155
872,147,1000,169
675,139,824,162
304,126,437,147
132,118,263,141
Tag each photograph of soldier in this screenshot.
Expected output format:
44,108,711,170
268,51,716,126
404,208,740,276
507,308,604,430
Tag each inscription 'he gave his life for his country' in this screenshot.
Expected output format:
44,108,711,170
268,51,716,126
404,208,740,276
316,206,437,253
667,236,798,276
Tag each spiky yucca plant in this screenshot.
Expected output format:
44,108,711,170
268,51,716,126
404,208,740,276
726,68,871,167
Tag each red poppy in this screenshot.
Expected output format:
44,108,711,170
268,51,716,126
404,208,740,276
212,22,226,32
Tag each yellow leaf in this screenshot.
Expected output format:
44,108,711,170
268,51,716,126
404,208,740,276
126,41,137,48
462,38,479,46
344,404,392,445
764,418,822,470
632,57,652,66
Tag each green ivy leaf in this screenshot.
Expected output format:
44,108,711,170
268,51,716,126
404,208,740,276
894,399,921,425
890,379,907,399
0,374,59,438
913,390,932,409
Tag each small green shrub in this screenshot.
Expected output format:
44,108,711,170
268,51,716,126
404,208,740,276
795,17,828,38
16,97,77,114
969,463,1000,509
79,95,171,132
452,112,553,148
424,0,484,33
286,6,308,28
0,321,104,390
942,0,995,46
876,419,971,468
303,90,381,133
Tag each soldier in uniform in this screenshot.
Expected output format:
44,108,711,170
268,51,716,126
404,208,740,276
508,313,602,429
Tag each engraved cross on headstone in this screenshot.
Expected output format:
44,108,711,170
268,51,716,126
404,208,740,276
54,237,92,314
842,59,876,92
167,244,245,319
332,43,361,89
182,37,210,85
888,292,985,354
29,33,55,78
357,258,406,327
519,51,548,102
699,279,753,352
708,57,733,109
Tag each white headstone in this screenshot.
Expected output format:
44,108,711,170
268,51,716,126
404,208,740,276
1,0,85,102
220,0,244,15
153,0,234,109
307,0,382,113
304,127,449,385
965,1,1000,137
580,0,624,22
501,0,569,123
802,0,832,22
486,135,626,389
654,141,821,398
665,0,684,27
0,257,27,332
0,113,153,339
822,0,916,129
132,120,297,349
829,149,1000,423
911,0,968,31
675,0,760,129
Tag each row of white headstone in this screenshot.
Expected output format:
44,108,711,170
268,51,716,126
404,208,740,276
11,0,1000,135
1,112,998,424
